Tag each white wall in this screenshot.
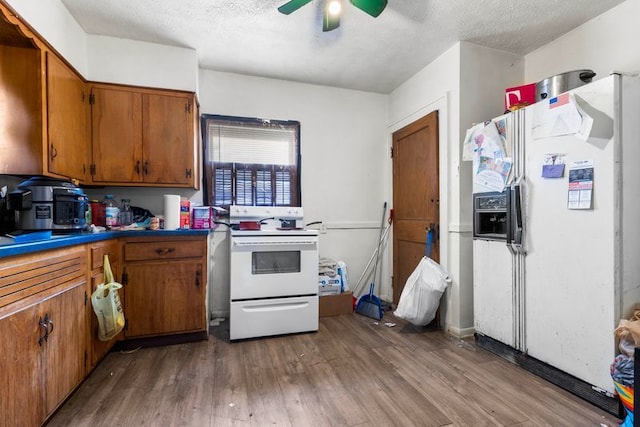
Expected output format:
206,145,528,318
199,70,388,317
389,43,461,334
5,0,88,75
87,35,198,91
5,1,198,91
525,0,640,84
388,42,522,336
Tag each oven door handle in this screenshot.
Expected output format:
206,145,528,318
241,301,311,312
233,240,317,246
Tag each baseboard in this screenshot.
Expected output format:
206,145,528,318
113,331,209,351
445,324,475,338
475,333,621,417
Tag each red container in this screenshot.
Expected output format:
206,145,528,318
90,201,105,226
239,221,261,230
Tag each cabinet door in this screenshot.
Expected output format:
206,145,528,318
46,52,89,181
142,92,194,186
88,268,123,369
42,280,86,415
124,261,205,337
90,86,143,183
0,303,45,427
87,240,122,371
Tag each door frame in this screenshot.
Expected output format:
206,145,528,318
386,94,450,317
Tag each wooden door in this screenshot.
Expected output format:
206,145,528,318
43,280,86,415
142,92,194,186
90,86,143,183
0,302,44,427
392,111,439,305
46,52,89,181
124,262,205,337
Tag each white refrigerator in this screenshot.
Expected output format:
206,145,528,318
470,73,640,414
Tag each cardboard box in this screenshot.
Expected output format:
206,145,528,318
319,291,353,317
191,206,213,229
318,275,342,295
504,83,536,110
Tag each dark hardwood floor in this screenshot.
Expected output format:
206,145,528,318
48,313,622,426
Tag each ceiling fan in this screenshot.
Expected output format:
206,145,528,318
278,0,388,32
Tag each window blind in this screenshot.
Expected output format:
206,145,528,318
202,115,301,209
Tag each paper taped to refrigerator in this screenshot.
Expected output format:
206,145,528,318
532,93,583,139
475,156,513,193
542,153,566,178
567,159,594,210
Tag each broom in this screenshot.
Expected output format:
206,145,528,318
356,202,386,320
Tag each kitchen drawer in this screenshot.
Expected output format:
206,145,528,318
124,240,206,261
90,240,119,270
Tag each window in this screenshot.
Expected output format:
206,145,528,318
201,115,301,209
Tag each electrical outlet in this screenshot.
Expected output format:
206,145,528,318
320,223,327,234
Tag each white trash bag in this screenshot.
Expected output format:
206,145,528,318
394,256,451,326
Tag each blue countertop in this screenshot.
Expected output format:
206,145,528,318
0,229,210,259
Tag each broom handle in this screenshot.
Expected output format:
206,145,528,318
353,221,391,297
371,202,387,292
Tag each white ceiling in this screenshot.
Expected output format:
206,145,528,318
60,0,625,94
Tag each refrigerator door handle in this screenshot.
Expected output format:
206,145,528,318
512,182,524,249
506,181,524,250
506,187,514,245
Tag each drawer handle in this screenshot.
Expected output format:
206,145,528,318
155,247,176,256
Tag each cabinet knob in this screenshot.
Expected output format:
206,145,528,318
50,144,58,160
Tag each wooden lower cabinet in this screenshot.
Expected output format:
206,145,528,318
0,234,208,426
121,236,207,338
86,239,122,372
0,298,43,426
0,244,86,427
42,281,86,416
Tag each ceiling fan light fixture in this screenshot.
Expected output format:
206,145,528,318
328,0,342,16
278,0,387,31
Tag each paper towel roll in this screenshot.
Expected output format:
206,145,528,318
163,195,181,230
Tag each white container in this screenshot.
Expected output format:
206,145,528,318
163,195,181,230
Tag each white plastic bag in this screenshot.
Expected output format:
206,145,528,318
393,256,451,326
91,254,125,341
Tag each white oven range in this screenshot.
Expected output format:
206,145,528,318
228,206,319,340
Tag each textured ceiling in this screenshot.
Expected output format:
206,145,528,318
60,0,625,94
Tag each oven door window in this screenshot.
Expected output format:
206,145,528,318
252,250,301,274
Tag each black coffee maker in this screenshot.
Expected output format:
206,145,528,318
0,187,15,234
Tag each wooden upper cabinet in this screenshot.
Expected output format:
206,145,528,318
90,86,143,183
0,3,88,182
89,83,198,188
0,3,45,177
143,92,195,186
46,52,89,182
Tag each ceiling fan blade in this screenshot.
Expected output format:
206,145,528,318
350,0,387,17
323,4,340,32
278,0,314,15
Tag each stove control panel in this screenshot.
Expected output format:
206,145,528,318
229,205,304,220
